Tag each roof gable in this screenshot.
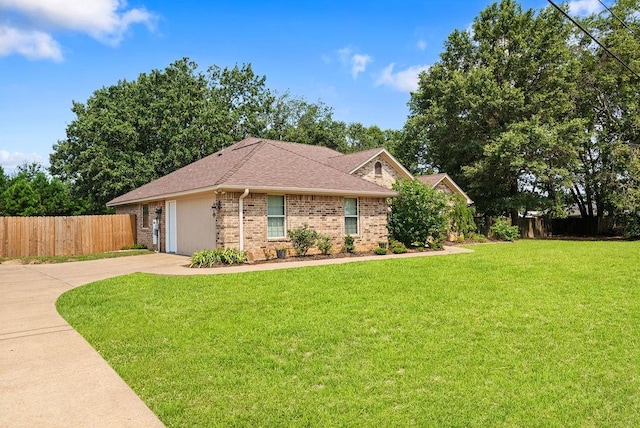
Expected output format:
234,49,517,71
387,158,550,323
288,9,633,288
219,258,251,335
417,173,473,205
327,148,413,179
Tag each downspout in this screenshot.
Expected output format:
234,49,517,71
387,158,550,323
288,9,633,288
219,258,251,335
238,189,250,251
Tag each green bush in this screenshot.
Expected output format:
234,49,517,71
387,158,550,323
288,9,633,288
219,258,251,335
121,243,147,250
410,241,426,251
287,223,319,256
623,217,640,239
343,235,355,253
428,240,444,250
469,232,487,243
490,218,520,241
388,179,448,246
189,248,248,267
317,235,333,255
374,247,387,255
447,195,477,237
390,240,408,254
616,208,640,238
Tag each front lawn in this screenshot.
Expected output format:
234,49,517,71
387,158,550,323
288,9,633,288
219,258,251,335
57,240,640,427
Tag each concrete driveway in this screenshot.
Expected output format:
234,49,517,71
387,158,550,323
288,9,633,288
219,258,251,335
0,247,471,427
0,253,193,428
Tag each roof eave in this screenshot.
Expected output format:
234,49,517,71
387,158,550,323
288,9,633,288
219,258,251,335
107,184,398,206
106,185,222,207
217,185,398,198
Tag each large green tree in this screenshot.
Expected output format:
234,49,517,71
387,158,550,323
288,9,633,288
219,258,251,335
50,58,274,213
262,93,348,151
567,0,640,219
0,163,81,216
50,60,401,213
2,177,40,216
50,57,410,213
408,0,582,219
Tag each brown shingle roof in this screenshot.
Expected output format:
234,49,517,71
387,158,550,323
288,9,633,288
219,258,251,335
327,148,385,173
107,138,397,206
416,173,447,187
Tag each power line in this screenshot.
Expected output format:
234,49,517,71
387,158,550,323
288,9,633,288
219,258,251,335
546,0,640,80
596,0,639,37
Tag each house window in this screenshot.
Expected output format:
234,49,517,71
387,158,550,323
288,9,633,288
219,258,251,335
142,204,149,228
267,195,285,238
375,161,382,176
344,198,358,235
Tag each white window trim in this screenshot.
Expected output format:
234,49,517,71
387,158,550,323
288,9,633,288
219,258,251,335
267,195,286,239
345,197,359,236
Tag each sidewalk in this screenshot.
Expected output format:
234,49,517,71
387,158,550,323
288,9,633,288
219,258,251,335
0,246,471,427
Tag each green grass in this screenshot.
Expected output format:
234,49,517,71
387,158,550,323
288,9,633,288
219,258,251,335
57,240,640,427
0,249,152,264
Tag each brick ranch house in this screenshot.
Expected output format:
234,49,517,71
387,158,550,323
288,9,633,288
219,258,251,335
107,137,414,260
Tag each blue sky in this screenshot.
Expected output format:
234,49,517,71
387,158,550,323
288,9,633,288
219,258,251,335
0,0,602,172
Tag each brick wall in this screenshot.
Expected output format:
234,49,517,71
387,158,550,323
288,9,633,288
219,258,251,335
222,192,388,260
215,191,241,250
352,156,402,189
115,201,165,251
357,197,389,250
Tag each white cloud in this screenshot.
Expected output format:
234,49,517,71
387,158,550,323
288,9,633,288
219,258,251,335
0,0,156,61
0,150,45,171
337,46,372,79
338,46,353,63
375,63,430,93
568,0,603,16
350,53,372,78
416,39,427,50
0,25,62,61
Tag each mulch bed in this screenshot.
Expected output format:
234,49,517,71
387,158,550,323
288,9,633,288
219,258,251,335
189,247,444,269
252,251,381,265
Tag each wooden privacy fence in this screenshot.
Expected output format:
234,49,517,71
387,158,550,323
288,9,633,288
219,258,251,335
0,215,136,258
515,218,551,238
478,216,617,238
514,217,616,238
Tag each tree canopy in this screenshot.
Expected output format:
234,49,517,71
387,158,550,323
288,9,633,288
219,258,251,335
408,0,582,218
50,58,274,212
49,58,400,213
407,0,640,222
0,163,84,216
568,0,640,222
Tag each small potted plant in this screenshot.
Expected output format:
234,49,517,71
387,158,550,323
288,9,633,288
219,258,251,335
276,247,287,259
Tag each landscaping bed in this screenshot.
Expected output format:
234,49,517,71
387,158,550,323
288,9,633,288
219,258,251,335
190,246,447,268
